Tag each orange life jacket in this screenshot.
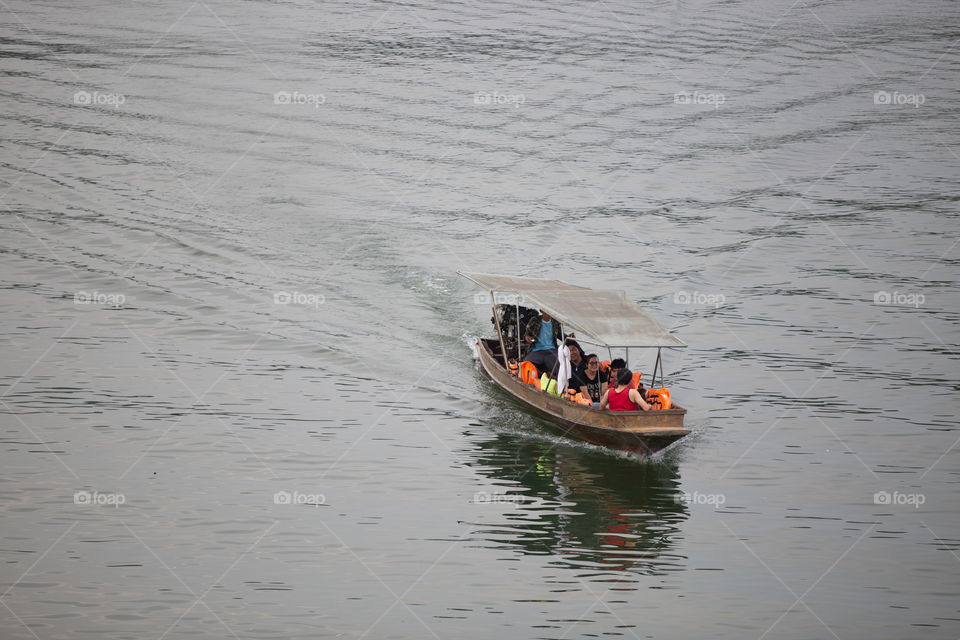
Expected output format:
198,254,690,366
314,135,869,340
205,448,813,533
645,388,672,410
519,361,539,386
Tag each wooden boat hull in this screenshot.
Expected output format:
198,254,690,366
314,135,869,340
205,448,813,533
475,339,689,455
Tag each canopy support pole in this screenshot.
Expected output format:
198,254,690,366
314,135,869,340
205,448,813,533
653,348,663,388
516,299,521,363
490,293,509,369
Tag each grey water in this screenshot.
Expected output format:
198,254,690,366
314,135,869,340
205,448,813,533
1,0,959,638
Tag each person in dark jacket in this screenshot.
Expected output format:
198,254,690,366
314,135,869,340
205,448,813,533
521,309,565,380
564,338,586,391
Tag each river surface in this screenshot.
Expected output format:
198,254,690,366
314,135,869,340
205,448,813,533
2,0,959,638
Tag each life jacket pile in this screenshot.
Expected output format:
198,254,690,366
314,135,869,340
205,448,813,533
564,387,591,405
645,388,672,410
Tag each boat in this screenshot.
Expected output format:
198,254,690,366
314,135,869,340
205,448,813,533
459,271,690,455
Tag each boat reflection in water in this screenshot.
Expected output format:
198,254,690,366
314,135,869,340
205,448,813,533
463,427,689,580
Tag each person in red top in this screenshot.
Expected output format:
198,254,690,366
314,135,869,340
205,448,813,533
599,368,652,412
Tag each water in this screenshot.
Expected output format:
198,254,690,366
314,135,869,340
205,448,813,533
1,0,959,637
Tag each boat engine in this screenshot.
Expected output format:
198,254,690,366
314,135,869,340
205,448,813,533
492,304,538,357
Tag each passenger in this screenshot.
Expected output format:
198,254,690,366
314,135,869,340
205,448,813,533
577,353,604,405
564,338,586,389
566,339,584,370
599,368,652,412
522,309,563,379
600,358,626,396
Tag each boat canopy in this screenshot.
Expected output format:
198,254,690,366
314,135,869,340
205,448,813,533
458,271,686,349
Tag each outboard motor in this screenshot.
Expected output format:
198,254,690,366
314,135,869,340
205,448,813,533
494,304,538,357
